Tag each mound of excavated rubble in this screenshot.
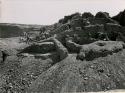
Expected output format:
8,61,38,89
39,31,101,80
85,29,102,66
28,50,125,92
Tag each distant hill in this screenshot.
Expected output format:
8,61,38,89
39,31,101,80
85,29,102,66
0,23,43,38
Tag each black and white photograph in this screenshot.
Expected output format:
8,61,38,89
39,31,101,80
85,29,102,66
0,0,125,92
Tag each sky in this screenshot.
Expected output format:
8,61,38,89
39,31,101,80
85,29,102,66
0,0,125,25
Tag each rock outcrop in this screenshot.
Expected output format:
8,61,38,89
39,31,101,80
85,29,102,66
59,12,81,24
21,42,55,53
95,12,110,19
66,40,82,53
53,38,68,60
84,24,105,40
112,10,125,26
105,23,122,33
70,18,83,30
50,23,70,35
77,41,125,61
20,38,68,61
82,12,94,18
105,23,122,40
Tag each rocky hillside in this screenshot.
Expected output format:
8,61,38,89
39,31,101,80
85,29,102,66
0,10,125,93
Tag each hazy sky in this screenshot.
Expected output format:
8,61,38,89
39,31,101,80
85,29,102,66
0,0,125,25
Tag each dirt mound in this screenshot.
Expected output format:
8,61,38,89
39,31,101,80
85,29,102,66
28,50,125,92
